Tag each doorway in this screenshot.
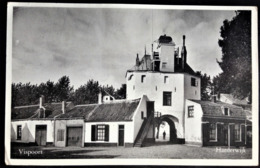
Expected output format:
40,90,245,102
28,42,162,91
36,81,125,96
35,125,47,146
66,127,83,147
118,125,124,146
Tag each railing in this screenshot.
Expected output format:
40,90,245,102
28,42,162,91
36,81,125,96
134,114,153,147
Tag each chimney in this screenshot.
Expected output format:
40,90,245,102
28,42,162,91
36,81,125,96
211,95,217,103
39,95,45,108
62,101,66,114
181,35,187,70
98,91,102,104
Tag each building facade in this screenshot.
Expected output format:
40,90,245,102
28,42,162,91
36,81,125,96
126,35,201,142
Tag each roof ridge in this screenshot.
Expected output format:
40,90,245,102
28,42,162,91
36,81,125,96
14,105,39,108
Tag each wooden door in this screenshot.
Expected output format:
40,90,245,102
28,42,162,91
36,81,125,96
67,127,83,147
118,125,124,146
223,124,228,146
35,125,47,146
146,101,154,117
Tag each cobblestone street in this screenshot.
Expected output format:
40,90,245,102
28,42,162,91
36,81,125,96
11,143,252,159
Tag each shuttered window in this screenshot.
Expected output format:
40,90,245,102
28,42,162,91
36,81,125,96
188,106,194,117
91,125,109,141
57,129,64,141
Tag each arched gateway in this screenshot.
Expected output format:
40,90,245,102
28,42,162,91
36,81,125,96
155,115,179,143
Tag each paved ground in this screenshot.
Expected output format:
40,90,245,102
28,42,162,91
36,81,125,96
11,143,252,159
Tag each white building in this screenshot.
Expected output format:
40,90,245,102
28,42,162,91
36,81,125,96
126,35,201,143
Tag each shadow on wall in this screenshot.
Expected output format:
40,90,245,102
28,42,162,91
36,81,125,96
11,124,16,141
22,123,34,143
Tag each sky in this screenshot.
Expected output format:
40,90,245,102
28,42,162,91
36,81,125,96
12,6,236,89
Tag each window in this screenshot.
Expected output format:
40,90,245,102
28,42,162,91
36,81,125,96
162,62,167,68
17,125,22,140
163,92,172,106
234,124,241,141
141,75,146,83
133,85,135,90
57,129,64,141
209,123,217,141
188,106,194,118
191,77,198,87
224,108,229,116
91,125,109,141
164,76,169,84
141,111,144,119
155,86,157,91
128,74,133,81
97,125,106,141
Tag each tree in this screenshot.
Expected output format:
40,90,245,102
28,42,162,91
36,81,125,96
214,11,251,102
115,84,126,99
74,79,100,105
196,71,212,101
54,76,74,102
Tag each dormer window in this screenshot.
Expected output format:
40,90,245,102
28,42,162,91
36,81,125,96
222,107,230,116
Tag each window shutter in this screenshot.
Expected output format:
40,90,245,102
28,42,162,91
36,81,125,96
241,125,245,143
202,123,209,146
91,125,96,141
105,125,109,141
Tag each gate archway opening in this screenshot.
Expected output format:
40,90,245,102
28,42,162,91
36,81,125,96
154,115,178,143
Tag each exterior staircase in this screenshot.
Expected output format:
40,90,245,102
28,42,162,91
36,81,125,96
134,114,153,147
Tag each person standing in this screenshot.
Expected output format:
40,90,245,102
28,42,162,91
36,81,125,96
163,131,166,140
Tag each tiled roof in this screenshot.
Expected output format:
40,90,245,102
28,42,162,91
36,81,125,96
12,105,39,120
189,100,246,118
12,102,74,120
57,99,141,121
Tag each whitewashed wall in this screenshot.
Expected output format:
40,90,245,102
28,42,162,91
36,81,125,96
126,71,200,138
85,121,133,144
11,120,54,143
54,119,85,147
184,100,203,144
132,95,148,141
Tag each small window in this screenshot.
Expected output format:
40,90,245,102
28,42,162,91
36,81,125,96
133,85,135,90
164,76,169,84
162,62,167,68
57,129,64,141
128,74,133,81
195,90,197,95
191,77,198,87
141,75,146,83
163,92,172,106
155,86,157,91
188,106,194,118
234,124,241,141
209,123,217,141
224,108,229,116
141,111,144,119
17,125,22,140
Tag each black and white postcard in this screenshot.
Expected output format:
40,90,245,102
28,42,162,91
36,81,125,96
5,3,258,166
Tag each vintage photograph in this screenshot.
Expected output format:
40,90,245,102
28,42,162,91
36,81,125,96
5,3,258,166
